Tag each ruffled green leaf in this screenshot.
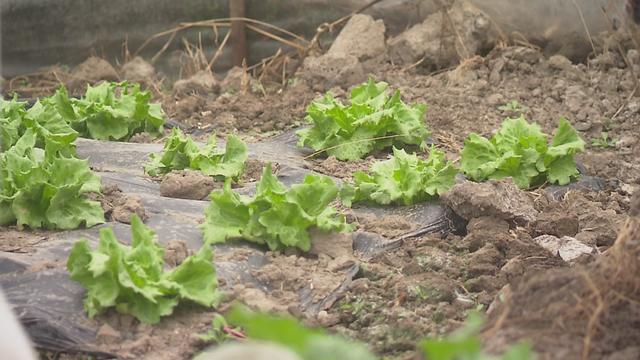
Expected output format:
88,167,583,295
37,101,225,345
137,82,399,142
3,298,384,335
70,82,165,141
67,215,222,324
347,147,457,206
0,131,104,230
460,116,584,188
145,128,247,181
203,163,352,251
297,77,430,161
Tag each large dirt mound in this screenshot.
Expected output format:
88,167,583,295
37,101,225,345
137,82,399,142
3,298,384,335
481,192,640,360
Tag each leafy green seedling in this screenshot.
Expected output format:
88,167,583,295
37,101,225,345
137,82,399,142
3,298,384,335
413,285,430,301
591,132,617,149
145,128,248,179
339,298,368,316
460,116,585,189
228,305,378,360
420,312,534,360
67,215,223,324
498,100,522,113
341,146,457,206
203,163,352,251
297,77,430,161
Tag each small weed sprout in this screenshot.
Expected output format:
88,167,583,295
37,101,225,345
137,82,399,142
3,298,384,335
198,314,239,344
498,100,522,112
591,132,618,149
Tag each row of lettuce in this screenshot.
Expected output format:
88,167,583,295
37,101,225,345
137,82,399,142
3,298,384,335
1,79,568,359
0,78,586,313
148,79,586,253
1,79,587,233
298,78,585,189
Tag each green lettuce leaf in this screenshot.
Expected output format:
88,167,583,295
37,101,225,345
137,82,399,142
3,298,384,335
67,215,222,324
203,163,352,251
63,82,165,141
0,130,104,229
227,306,377,360
344,146,457,206
460,116,585,188
297,77,430,161
145,128,248,180
419,312,534,360
203,181,252,245
0,94,78,156
44,184,105,229
0,97,27,152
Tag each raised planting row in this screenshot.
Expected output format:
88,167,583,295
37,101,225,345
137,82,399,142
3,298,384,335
69,214,534,359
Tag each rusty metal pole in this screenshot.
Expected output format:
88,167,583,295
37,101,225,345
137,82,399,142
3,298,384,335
230,0,248,67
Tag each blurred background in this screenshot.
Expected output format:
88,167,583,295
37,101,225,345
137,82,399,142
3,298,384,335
0,0,628,80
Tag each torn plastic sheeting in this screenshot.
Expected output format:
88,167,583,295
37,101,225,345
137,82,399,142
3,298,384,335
545,175,605,200
0,269,115,357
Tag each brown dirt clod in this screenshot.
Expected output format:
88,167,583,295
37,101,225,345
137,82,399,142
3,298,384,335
159,170,217,200
68,57,119,94
442,179,538,225
93,184,147,224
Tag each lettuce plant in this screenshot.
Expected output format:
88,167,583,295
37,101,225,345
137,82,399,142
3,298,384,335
460,116,585,189
203,163,352,251
67,215,223,324
0,130,104,229
342,146,457,206
297,78,429,161
145,128,248,180
0,96,78,155
56,82,165,141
